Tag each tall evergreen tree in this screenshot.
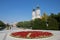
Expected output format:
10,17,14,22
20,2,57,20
42,12,48,21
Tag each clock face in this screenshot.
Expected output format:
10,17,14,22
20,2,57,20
10,31,53,39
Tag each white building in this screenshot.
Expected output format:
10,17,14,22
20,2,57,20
32,6,41,20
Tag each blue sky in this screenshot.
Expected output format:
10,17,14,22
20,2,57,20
0,0,60,24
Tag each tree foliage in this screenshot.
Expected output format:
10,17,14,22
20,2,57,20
56,13,60,30
32,18,47,30
49,13,60,30
22,21,31,28
0,20,6,30
47,17,58,30
16,12,60,30
16,22,23,27
42,12,48,21
16,21,31,29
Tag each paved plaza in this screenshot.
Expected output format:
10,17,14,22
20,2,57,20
0,27,60,40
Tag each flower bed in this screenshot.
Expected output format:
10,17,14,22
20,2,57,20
10,31,53,39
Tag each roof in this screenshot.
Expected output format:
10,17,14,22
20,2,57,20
36,6,40,9
32,9,35,11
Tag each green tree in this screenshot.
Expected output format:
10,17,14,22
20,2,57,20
32,18,41,29
56,13,60,30
50,13,55,18
22,21,31,28
40,20,47,30
42,12,48,21
32,18,47,30
16,21,31,29
49,13,60,30
0,21,6,30
16,22,23,28
47,17,58,30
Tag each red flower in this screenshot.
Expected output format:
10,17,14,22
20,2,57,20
10,31,53,39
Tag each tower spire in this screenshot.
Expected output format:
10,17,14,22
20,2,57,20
32,0,41,20
32,8,36,20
